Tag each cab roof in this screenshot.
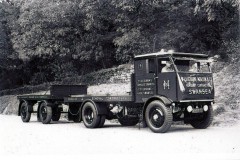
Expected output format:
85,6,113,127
134,51,208,60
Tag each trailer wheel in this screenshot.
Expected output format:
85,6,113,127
145,100,172,133
190,105,213,129
20,102,31,122
97,115,106,128
118,116,139,126
39,102,52,124
82,102,100,128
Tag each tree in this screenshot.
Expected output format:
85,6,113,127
194,0,239,57
0,0,239,90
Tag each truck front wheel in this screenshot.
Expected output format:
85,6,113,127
190,105,213,129
20,102,31,122
82,102,101,128
145,100,172,133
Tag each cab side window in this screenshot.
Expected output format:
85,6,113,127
158,58,174,73
147,59,155,73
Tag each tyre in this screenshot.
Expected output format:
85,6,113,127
72,113,82,123
82,102,101,128
52,109,61,121
97,115,106,128
118,116,139,126
20,102,31,122
145,100,172,133
39,102,52,124
190,105,213,129
37,107,41,122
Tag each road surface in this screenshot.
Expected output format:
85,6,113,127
0,115,240,159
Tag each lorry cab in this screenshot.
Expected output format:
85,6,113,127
134,51,214,103
132,51,214,133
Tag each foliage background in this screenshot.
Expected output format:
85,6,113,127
0,0,239,91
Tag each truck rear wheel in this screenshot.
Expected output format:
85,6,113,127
52,109,61,121
20,102,31,122
97,115,106,128
118,116,139,126
39,102,52,124
190,105,213,129
145,100,172,133
82,102,101,128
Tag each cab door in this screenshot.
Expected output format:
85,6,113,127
157,58,177,101
134,58,157,103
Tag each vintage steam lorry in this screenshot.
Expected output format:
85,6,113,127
18,51,214,133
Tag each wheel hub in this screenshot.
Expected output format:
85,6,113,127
41,106,47,120
85,108,94,124
149,107,165,128
153,114,159,121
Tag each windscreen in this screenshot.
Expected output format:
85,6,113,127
174,59,211,73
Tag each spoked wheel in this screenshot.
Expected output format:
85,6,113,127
39,102,52,124
20,102,31,122
82,102,101,128
190,105,213,129
145,100,172,133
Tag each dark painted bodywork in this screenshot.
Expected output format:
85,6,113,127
177,72,214,101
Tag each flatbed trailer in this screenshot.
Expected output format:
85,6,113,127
17,94,134,103
18,51,215,133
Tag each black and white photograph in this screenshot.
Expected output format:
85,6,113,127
0,0,240,159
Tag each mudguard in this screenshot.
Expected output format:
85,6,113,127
144,96,173,108
142,96,173,118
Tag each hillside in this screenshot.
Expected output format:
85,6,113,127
212,61,240,126
0,61,240,127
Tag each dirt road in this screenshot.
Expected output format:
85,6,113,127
0,115,240,159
